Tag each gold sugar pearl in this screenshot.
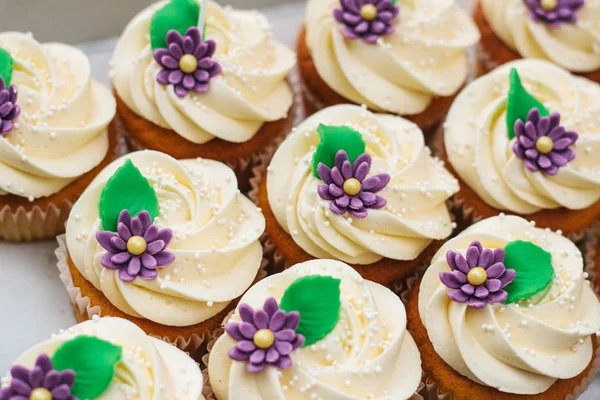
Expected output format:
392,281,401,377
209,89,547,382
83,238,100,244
540,0,558,11
536,136,554,154
127,236,147,256
179,54,198,74
343,178,362,196
253,329,275,349
467,267,488,286
30,388,52,400
360,4,378,21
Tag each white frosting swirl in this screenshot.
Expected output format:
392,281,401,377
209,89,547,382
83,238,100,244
3,317,204,400
481,0,600,73
419,215,600,395
305,0,479,115
0,32,115,199
66,151,265,326
267,104,458,265
112,0,295,144
445,59,600,214
209,259,421,400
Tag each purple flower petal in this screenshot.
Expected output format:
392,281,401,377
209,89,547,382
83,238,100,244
275,340,293,355
461,283,475,295
250,349,266,364
146,240,165,255
239,322,257,340
283,312,300,330
466,297,486,308
153,251,174,267
118,268,136,282
266,347,280,363
439,272,463,289
487,290,508,303
111,251,132,265
474,286,490,299
253,310,269,329
236,340,256,353
239,304,255,323
275,329,296,342
96,231,117,251
225,323,245,341
448,289,470,303
273,355,292,370
485,278,502,292
228,347,251,362
269,311,285,332
486,262,505,279
139,268,159,280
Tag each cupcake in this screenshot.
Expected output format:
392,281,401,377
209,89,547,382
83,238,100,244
442,59,600,237
257,104,458,286
111,0,298,189
0,32,118,241
476,0,600,82
298,0,480,133
207,259,423,400
406,214,600,399
56,150,266,356
0,317,205,400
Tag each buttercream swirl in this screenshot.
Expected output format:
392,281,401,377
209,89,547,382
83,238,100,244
419,215,600,395
112,0,295,144
2,317,204,399
305,0,480,115
445,59,600,214
209,259,422,400
66,151,265,326
267,104,458,265
0,32,115,199
481,0,600,73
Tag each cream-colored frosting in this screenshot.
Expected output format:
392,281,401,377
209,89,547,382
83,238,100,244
112,0,295,144
419,215,600,395
267,104,458,265
66,151,265,326
481,0,600,73
305,0,479,115
445,59,600,214
2,317,204,399
209,259,422,400
0,32,115,200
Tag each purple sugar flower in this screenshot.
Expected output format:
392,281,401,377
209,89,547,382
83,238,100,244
440,241,516,308
524,0,584,27
317,150,390,219
512,108,578,176
153,27,222,98
96,210,174,282
333,0,399,44
226,298,305,373
0,354,76,400
0,77,20,135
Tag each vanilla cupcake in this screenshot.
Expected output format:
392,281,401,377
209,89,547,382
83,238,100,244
0,32,118,241
112,0,297,189
475,0,600,82
442,59,600,236
257,104,458,286
57,150,265,352
406,215,600,399
0,317,204,400
207,259,422,400
298,0,480,133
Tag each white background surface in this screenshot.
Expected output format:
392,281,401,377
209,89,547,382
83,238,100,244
1,1,598,398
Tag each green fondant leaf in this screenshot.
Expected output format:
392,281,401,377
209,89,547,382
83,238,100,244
0,47,14,85
506,68,550,140
280,275,341,347
311,124,366,178
150,0,200,51
99,159,159,232
503,240,555,304
51,335,122,400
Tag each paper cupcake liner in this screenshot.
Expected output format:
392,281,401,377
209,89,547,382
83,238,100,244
55,234,268,361
395,265,600,400
585,223,600,296
0,126,128,242
200,315,427,400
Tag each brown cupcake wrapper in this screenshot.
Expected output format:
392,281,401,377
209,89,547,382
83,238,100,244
200,315,427,400
585,222,600,296
0,129,127,242
55,234,268,360
395,263,600,400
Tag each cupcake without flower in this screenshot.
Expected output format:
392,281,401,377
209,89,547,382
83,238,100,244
258,104,458,286
298,0,480,133
0,317,205,400
57,150,266,350
111,0,297,188
475,0,600,83
441,59,600,236
207,259,422,400
407,214,600,399
0,32,118,241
